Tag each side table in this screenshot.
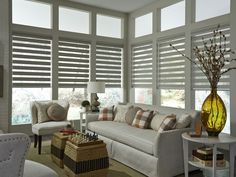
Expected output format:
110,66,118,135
79,110,99,132
182,132,236,177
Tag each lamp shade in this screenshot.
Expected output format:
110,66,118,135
87,81,105,93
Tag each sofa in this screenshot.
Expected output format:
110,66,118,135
86,103,200,177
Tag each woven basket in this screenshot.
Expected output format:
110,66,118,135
51,132,69,168
64,141,109,177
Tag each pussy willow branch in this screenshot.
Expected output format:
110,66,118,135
170,44,210,81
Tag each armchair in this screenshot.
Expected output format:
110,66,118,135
0,133,58,177
31,100,71,154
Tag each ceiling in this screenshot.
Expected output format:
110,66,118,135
69,0,158,13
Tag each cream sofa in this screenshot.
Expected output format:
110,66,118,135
86,104,200,177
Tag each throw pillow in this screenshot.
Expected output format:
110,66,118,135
158,114,177,133
114,105,133,123
47,103,67,121
176,113,192,129
131,110,154,129
34,101,52,123
98,106,114,121
150,113,169,131
125,106,142,125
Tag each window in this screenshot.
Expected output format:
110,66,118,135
135,13,153,38
161,1,185,31
58,88,88,120
161,89,185,108
98,88,123,107
158,37,186,108
12,0,51,28
195,90,230,134
59,6,90,34
96,44,123,105
12,88,51,125
58,39,90,87
135,88,152,105
96,14,122,38
132,43,153,104
12,34,52,125
196,0,230,22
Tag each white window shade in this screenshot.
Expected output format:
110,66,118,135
157,37,185,89
12,34,52,87
58,39,90,88
96,44,123,88
192,26,231,90
132,43,153,88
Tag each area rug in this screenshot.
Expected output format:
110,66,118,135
26,140,203,177
26,140,145,177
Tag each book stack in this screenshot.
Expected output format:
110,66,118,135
192,147,226,167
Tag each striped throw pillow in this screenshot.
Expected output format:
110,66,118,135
132,110,154,129
158,114,176,133
98,106,114,121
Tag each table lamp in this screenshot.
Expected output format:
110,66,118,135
87,81,105,112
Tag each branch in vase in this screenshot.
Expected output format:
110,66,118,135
221,67,236,75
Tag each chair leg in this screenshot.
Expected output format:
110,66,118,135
38,135,42,154
34,134,38,148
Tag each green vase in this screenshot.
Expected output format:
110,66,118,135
201,88,227,136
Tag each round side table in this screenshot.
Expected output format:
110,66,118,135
182,132,236,177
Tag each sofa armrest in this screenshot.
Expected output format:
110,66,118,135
154,128,192,177
86,113,99,128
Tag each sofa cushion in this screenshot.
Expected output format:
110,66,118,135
32,121,70,135
158,115,176,133
114,105,133,123
125,106,142,125
132,110,153,129
88,121,157,155
98,106,114,121
150,113,169,131
176,113,192,129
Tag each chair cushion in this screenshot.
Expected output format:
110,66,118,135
47,103,67,121
34,101,52,123
32,121,70,135
88,121,157,155
24,160,58,177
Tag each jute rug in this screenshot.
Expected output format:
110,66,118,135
26,140,203,177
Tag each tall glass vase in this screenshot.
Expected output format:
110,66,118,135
201,88,227,136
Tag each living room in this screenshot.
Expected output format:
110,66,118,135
0,0,236,177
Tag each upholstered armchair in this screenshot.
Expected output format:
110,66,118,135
0,133,58,177
31,100,71,154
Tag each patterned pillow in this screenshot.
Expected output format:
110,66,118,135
47,103,67,121
114,105,133,123
131,110,154,129
35,101,52,123
158,115,177,133
125,106,142,125
98,106,114,121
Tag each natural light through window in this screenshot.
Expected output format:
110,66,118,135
195,0,230,22
59,6,90,34
97,14,122,38
161,0,185,31
135,88,152,105
135,13,153,38
12,0,51,28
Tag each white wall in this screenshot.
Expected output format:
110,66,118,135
0,0,10,132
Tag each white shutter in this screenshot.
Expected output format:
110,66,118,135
12,34,52,88
96,44,123,88
157,36,185,89
58,39,90,88
192,26,230,90
131,43,153,88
